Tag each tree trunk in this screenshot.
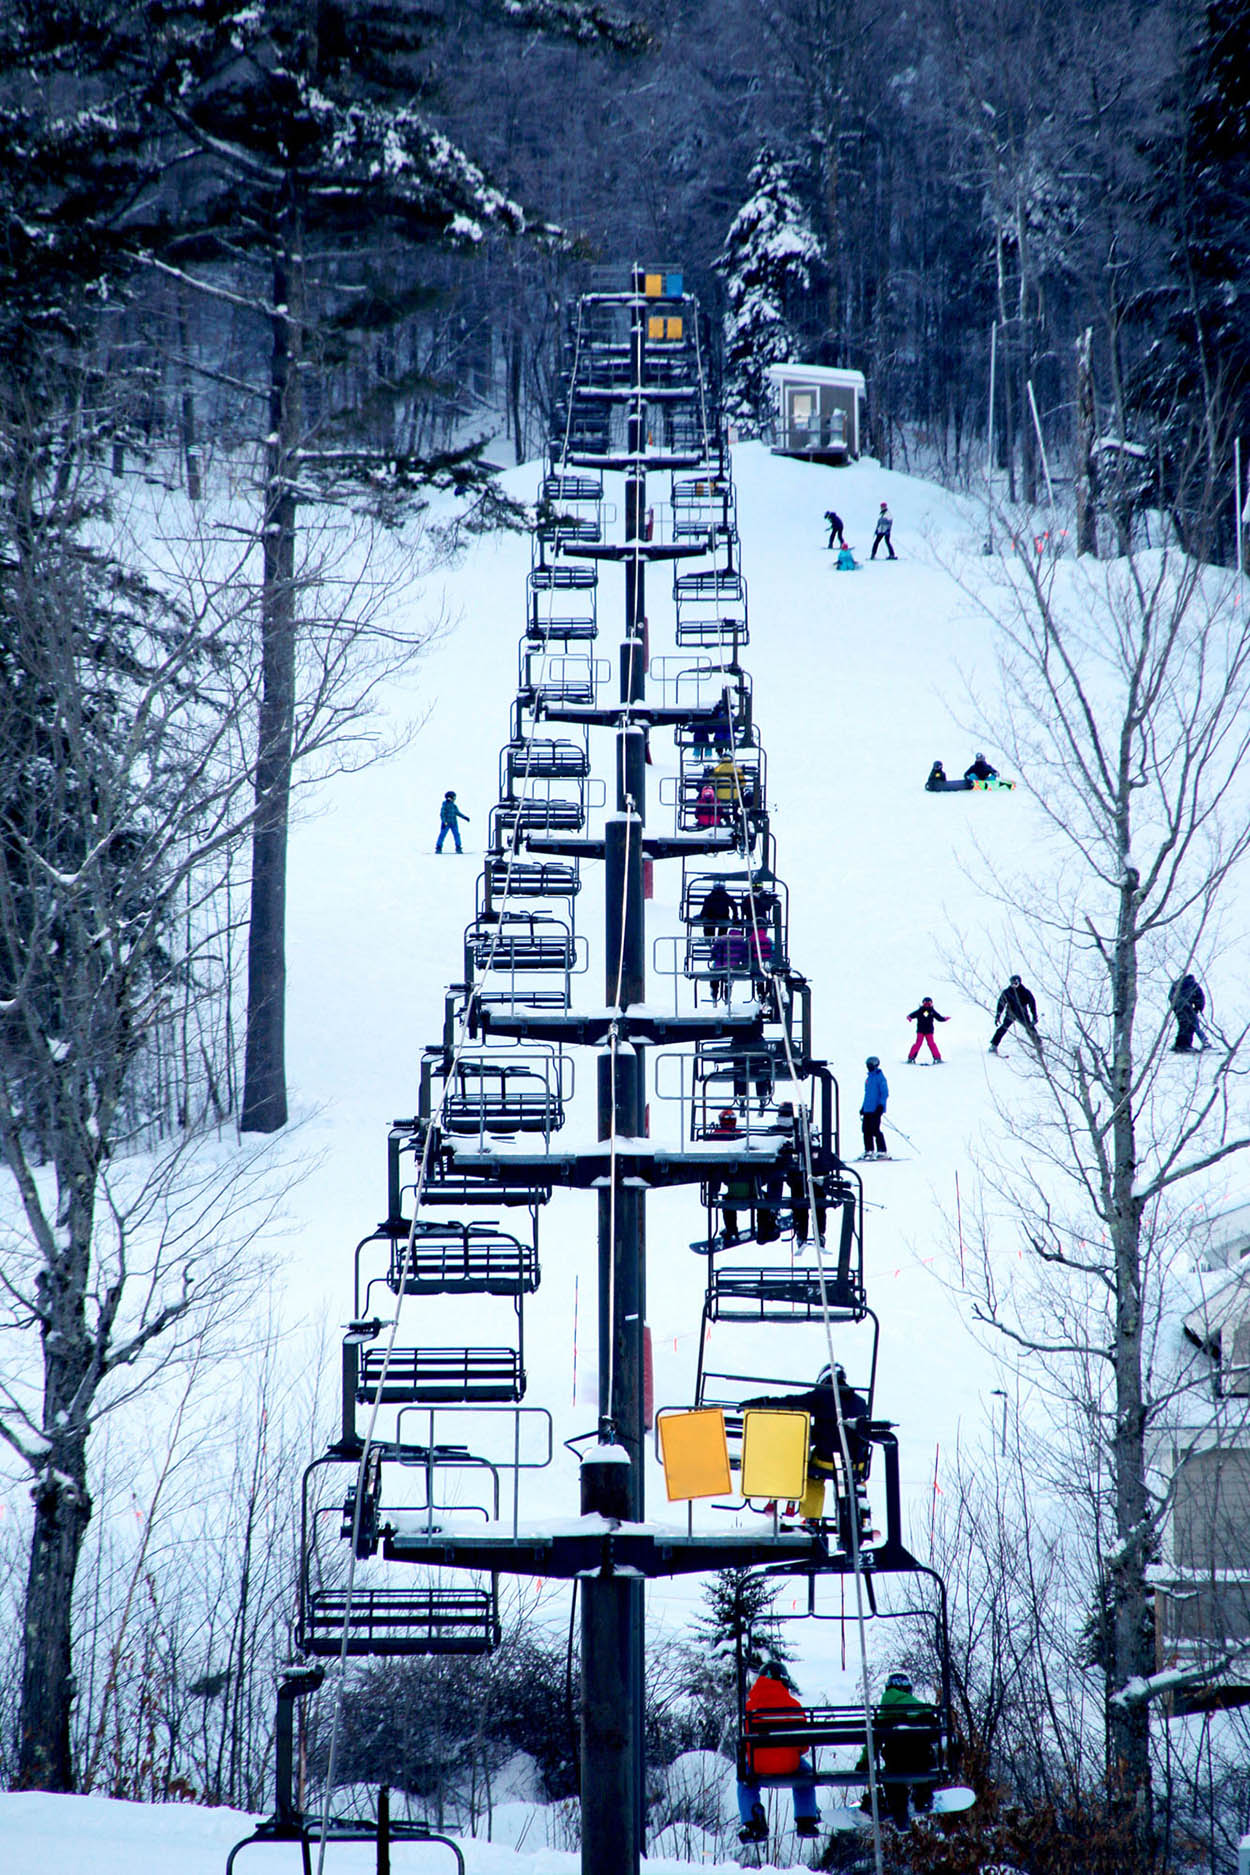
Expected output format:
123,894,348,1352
1106,859,1154,1856
241,195,303,1134
17,1158,98,1789
1075,326,1098,557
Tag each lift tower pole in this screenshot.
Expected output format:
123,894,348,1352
581,271,649,1875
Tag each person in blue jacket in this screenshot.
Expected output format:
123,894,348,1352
436,790,471,853
860,1056,889,1158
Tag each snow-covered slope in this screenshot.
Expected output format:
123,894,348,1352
15,441,1249,1871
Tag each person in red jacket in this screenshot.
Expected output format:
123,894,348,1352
737,1661,821,1842
906,996,948,1063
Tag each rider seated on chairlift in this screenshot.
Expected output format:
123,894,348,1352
737,1660,821,1843
708,1106,755,1247
756,1105,827,1248
699,879,736,938
742,1364,872,1541
856,1672,940,1828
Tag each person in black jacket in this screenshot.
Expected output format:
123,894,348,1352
742,1364,873,1544
825,508,847,549
963,751,998,782
700,881,735,939
989,975,1038,1053
1169,973,1207,1051
906,996,949,1063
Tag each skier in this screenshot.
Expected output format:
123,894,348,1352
824,507,847,549
737,1661,821,1842
963,751,998,782
1169,973,1207,1052
857,1673,940,1828
870,501,897,560
906,996,948,1063
860,1056,889,1157
835,543,860,571
435,789,470,853
989,974,1038,1053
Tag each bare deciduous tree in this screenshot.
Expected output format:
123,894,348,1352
952,526,1250,1858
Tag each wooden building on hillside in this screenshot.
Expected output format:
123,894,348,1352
765,364,866,464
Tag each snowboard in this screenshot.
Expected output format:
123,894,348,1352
930,1786,976,1815
970,776,1015,791
825,1786,975,1829
924,777,973,793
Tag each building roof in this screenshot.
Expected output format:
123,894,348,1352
765,363,867,391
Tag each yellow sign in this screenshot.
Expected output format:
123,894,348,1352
658,1409,732,1501
741,1409,810,1500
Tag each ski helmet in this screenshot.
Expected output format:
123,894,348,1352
885,1672,913,1692
866,1055,880,1070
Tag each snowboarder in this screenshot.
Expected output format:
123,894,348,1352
737,1662,821,1842
906,996,948,1063
436,790,470,853
1169,973,1207,1052
860,1056,889,1157
989,974,1038,1053
824,508,847,549
925,760,948,790
963,751,998,782
856,1673,940,1828
743,1364,873,1541
870,502,896,560
708,1106,752,1245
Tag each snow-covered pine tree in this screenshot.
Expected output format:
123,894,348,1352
717,151,822,437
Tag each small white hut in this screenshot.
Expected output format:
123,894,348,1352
765,363,867,463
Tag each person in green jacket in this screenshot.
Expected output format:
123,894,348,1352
858,1672,939,1827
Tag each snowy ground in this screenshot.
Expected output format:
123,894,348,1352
9,441,1250,1870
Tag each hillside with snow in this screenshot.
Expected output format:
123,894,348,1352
6,440,1250,1871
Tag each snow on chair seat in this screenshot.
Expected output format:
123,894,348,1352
706,1266,864,1323
300,1585,500,1656
465,914,577,974
528,563,598,591
526,614,599,643
482,858,581,901
492,797,586,836
505,738,590,781
385,1224,540,1297
357,1345,524,1404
